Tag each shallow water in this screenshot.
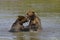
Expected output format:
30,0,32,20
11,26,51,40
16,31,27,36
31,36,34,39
0,13,60,40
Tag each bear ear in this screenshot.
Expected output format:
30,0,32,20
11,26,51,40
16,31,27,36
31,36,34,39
32,11,35,15
18,16,23,18
18,16,20,17
32,11,35,14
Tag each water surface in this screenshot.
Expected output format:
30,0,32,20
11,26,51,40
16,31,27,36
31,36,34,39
0,13,60,40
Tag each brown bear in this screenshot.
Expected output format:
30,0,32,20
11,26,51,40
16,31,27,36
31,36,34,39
26,10,42,32
9,16,29,32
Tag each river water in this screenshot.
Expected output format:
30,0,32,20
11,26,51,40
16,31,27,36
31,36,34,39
0,13,60,40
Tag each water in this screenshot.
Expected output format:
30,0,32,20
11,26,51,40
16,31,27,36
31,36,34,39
0,13,60,40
